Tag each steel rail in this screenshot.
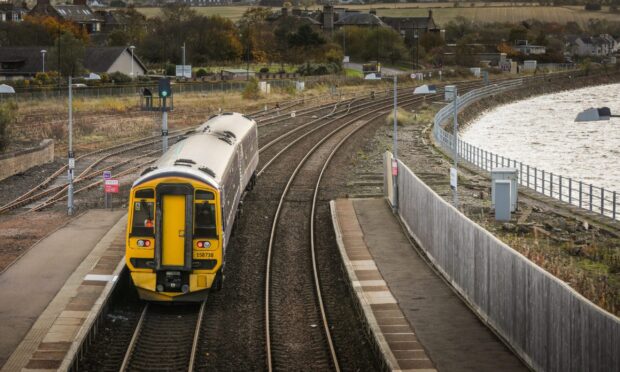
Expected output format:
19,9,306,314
120,303,149,372
188,299,208,372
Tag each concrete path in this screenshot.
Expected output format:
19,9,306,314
352,198,527,372
0,209,124,368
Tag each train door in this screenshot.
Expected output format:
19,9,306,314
161,195,186,267
155,184,194,293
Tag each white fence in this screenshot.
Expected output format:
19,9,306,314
433,79,620,221
387,155,620,372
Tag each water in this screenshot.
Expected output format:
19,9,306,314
461,83,620,193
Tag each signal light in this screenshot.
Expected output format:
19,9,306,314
196,241,211,248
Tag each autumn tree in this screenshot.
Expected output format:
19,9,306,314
25,15,89,43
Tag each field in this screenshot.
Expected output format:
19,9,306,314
135,4,620,26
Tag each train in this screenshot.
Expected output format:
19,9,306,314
125,112,258,302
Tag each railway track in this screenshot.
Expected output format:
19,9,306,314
119,300,207,372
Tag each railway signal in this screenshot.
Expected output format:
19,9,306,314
158,78,173,153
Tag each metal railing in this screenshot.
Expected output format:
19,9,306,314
433,78,620,221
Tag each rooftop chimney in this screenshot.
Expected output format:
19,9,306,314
323,4,333,31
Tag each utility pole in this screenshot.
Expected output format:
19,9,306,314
67,76,74,216
452,86,459,208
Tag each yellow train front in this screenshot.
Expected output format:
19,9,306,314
125,113,258,302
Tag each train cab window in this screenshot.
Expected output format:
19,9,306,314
194,202,217,238
196,190,214,200
131,189,154,236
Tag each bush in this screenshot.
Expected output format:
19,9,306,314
0,102,17,152
196,68,209,78
259,67,270,73
296,62,342,76
109,71,132,84
242,77,261,100
165,63,176,76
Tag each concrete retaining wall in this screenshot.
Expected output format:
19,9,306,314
0,139,54,181
391,156,619,372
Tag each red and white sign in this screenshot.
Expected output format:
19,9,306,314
104,179,119,193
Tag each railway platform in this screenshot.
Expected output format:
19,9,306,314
0,210,126,372
331,198,528,372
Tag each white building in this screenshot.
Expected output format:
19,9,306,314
567,34,619,57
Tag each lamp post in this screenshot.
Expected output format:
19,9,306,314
181,42,186,79
129,45,135,78
414,31,419,70
41,49,46,73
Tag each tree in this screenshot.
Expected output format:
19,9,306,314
107,28,130,46
48,32,86,77
25,15,89,43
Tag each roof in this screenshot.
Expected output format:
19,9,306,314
0,47,147,75
334,12,386,26
382,16,431,30
137,113,257,188
53,5,102,23
0,3,27,12
83,47,147,73
222,69,254,74
0,47,43,74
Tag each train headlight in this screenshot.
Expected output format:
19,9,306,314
137,240,144,247
196,241,211,248
144,240,151,247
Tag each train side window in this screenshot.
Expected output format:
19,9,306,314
131,188,154,236
194,202,217,238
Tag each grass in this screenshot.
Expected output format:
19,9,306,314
344,68,363,78
134,4,620,26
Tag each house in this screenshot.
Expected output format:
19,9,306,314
83,47,147,76
512,40,546,55
566,34,619,57
0,46,147,80
333,10,387,29
29,0,104,34
0,1,28,22
381,10,439,43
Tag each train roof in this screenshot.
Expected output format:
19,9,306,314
132,112,256,189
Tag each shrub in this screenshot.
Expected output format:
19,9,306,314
296,62,342,76
165,63,176,76
100,73,110,83
109,71,132,84
242,77,261,100
259,67,270,73
0,101,17,152
196,68,209,78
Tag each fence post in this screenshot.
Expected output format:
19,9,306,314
542,170,545,194
569,178,572,205
589,184,593,211
559,175,562,201
550,173,554,197
613,191,617,220
579,181,583,208
534,167,537,192
601,188,605,216
526,165,530,188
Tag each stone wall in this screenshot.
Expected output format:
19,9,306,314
0,139,54,181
